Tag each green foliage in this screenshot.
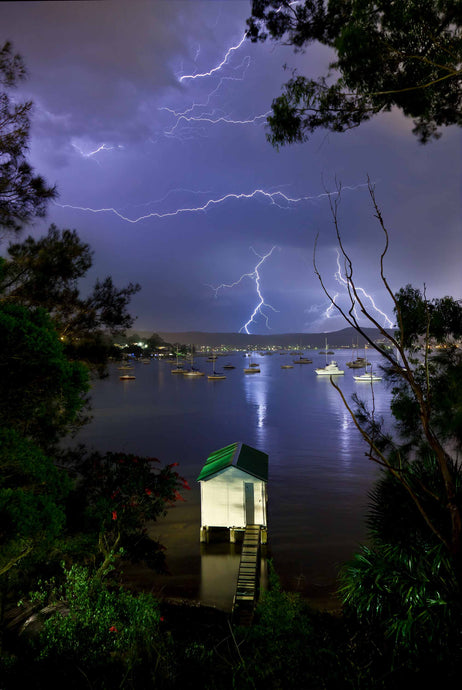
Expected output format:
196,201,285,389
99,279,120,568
1,225,141,359
0,302,89,447
26,564,173,686
340,457,462,677
367,454,462,550
0,428,69,577
395,284,462,348
0,42,56,234
248,1,462,144
233,565,351,689
340,543,462,674
63,449,190,571
385,286,462,454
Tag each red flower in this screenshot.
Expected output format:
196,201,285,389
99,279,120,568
112,511,117,521
160,616,164,622
145,488,152,496
109,625,118,633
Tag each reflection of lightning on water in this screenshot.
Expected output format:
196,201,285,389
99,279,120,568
55,184,368,224
208,246,278,334
323,250,394,327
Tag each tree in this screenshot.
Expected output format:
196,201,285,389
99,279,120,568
63,449,190,575
247,0,462,145
339,454,462,678
388,285,462,454
0,225,141,369
0,42,56,234
0,301,89,448
0,429,70,580
313,182,462,673
146,332,169,351
313,180,462,565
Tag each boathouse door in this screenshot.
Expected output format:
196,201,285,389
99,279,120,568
244,482,255,525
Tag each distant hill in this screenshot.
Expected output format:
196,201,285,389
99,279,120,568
132,327,394,349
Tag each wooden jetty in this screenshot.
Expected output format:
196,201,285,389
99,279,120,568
232,524,262,625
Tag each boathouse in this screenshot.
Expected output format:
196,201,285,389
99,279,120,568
198,442,268,543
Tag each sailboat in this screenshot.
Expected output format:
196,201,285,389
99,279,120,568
346,342,370,368
244,352,260,373
207,352,226,379
183,347,205,377
171,350,185,374
293,354,312,364
315,338,344,375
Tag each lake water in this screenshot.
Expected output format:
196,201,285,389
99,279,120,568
74,349,393,610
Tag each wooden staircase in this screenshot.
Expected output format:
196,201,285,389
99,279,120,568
232,525,261,625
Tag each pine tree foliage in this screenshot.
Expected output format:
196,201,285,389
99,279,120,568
0,42,56,234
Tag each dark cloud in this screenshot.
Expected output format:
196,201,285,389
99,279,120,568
2,1,461,334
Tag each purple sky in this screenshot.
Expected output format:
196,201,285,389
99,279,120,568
3,1,461,334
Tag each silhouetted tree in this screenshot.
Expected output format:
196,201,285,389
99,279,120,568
314,180,462,564
247,1,462,145
0,225,140,370
0,42,56,234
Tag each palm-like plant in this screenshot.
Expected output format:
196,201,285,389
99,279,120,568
339,454,462,673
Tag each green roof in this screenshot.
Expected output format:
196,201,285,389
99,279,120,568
197,442,268,482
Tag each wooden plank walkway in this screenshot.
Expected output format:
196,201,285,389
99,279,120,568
232,525,261,625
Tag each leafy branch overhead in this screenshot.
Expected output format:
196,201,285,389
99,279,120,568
0,42,56,233
247,0,462,144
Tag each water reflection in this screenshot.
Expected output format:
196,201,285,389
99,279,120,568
242,364,269,442
339,406,354,468
75,351,393,605
200,542,268,611
200,543,241,610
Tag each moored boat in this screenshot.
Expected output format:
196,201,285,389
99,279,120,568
315,361,344,375
353,367,382,382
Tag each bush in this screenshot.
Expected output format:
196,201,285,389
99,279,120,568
23,564,175,687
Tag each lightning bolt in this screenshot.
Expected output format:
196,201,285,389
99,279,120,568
325,249,394,328
55,183,369,224
71,142,121,158
324,293,340,320
178,33,247,82
160,57,252,121
163,111,271,136
208,246,278,334
118,187,212,213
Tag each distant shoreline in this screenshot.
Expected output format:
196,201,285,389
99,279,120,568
129,326,394,349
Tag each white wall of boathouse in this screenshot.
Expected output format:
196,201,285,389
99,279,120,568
200,466,267,531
